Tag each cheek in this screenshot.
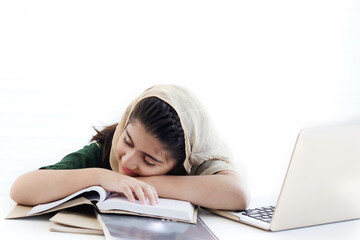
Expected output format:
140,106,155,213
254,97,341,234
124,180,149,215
116,140,126,158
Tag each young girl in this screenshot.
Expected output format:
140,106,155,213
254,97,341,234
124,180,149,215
10,85,249,210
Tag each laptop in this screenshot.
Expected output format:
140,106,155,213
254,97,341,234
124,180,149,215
208,125,360,231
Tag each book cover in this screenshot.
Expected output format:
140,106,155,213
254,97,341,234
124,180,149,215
97,212,218,240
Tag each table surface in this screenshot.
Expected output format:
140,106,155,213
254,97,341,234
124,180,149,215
1,196,359,240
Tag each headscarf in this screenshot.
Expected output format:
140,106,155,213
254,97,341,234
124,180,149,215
110,84,233,174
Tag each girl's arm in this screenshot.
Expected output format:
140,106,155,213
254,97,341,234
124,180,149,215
10,168,158,206
138,170,250,210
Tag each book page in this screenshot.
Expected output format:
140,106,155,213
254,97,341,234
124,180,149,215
96,194,195,222
27,186,108,216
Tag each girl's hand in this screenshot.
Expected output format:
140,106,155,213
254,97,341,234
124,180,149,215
97,170,159,205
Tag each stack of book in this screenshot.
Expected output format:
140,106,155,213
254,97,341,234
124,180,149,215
6,185,218,239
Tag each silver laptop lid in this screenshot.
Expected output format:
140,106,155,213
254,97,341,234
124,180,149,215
271,125,360,231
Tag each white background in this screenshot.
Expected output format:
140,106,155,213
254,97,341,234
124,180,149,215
1,0,359,198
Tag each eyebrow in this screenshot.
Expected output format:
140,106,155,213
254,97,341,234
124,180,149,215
125,129,164,164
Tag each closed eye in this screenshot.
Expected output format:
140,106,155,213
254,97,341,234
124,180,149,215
143,159,156,167
125,129,164,165
123,137,156,167
123,137,133,147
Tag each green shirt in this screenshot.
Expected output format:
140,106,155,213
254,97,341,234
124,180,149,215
40,142,234,175
40,142,109,170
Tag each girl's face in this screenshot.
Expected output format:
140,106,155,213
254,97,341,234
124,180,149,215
115,120,176,177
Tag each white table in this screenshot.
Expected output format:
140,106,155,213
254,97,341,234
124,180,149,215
1,196,359,240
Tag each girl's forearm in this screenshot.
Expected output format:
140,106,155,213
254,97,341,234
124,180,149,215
138,171,250,210
10,168,105,206
11,168,250,210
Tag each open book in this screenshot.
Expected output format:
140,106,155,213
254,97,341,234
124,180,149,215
6,186,197,224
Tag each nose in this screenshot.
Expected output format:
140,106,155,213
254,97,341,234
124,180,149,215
121,149,139,171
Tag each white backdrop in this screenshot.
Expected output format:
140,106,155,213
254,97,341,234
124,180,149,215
1,1,359,198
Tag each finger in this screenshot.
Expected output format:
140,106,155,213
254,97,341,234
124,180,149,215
132,185,147,205
153,186,159,204
149,186,159,205
142,185,157,206
121,185,136,203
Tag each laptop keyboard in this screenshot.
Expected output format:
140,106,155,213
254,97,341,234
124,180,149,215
241,206,275,223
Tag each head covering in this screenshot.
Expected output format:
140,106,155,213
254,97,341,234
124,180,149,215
110,84,233,174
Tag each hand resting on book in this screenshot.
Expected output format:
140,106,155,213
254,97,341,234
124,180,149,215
97,169,159,206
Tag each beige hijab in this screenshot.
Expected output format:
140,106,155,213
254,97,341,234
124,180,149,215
109,84,233,174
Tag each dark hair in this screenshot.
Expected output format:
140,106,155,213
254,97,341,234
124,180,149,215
91,97,186,175
91,123,117,169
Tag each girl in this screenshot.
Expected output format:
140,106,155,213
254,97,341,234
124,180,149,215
10,85,249,210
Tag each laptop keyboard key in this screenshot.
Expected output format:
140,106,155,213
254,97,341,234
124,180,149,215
241,205,275,223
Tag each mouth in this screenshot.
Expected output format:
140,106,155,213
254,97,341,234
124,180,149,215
122,167,137,177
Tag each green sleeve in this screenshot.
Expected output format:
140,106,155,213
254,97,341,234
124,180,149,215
40,142,106,170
